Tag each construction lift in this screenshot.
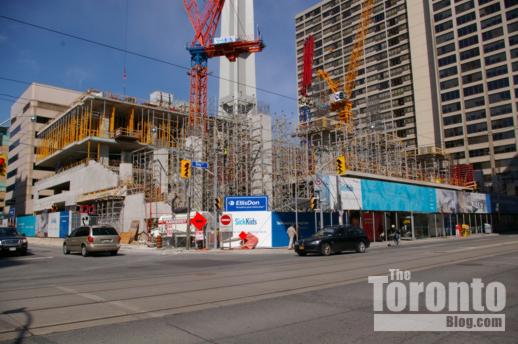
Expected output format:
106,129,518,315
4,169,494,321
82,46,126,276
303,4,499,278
317,0,374,131
183,0,265,131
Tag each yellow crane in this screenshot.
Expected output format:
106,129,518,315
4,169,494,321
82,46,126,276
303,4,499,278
318,0,373,130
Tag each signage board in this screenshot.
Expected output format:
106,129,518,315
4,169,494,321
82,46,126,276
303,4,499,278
219,213,233,232
224,196,268,212
192,161,209,169
190,212,208,230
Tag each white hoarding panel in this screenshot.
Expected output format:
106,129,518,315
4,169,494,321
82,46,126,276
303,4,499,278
228,211,272,248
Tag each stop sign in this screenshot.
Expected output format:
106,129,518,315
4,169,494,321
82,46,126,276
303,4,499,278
220,214,232,226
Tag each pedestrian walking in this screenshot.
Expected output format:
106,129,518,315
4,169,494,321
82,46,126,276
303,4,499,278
287,225,297,250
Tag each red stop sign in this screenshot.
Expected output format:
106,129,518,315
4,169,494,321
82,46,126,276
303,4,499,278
220,214,232,226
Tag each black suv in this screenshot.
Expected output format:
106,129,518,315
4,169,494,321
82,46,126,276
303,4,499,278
295,225,369,256
0,227,28,255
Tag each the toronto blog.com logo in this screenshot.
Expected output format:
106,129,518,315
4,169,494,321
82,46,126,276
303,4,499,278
368,269,506,331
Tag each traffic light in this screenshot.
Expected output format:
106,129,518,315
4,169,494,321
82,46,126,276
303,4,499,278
310,196,317,210
336,155,347,176
215,197,222,211
180,159,191,179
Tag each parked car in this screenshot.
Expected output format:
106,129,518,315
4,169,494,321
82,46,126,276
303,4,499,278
294,225,370,256
63,226,120,257
0,227,28,255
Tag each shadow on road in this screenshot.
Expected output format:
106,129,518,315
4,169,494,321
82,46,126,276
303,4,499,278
2,307,32,344
0,251,34,269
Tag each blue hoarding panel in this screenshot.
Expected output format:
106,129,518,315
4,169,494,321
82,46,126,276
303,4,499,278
59,211,70,238
225,196,268,212
361,179,437,213
271,212,317,247
16,215,36,237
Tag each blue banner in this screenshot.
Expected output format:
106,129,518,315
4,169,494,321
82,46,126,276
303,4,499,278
59,211,70,238
16,215,36,237
361,179,437,213
225,196,268,212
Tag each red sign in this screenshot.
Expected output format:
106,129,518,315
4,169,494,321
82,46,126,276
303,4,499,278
220,214,232,226
239,231,248,241
190,212,207,231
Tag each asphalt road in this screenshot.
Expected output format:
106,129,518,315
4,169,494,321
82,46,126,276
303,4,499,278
0,235,517,343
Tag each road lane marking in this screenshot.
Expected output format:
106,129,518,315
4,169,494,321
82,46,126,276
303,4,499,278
11,256,54,261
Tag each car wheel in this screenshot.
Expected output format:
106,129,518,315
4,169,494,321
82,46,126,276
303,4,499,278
63,244,70,255
355,241,367,253
81,245,88,257
321,243,332,256
110,250,118,256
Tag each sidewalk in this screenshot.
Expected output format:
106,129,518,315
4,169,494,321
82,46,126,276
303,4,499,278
27,233,498,255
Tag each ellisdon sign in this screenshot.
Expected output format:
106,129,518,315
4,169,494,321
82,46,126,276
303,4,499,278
224,196,268,212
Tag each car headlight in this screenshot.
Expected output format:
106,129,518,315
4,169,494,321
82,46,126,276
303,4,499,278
0,240,2,245
21,238,27,244
310,240,321,245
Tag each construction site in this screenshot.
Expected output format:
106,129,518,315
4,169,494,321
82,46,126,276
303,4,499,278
13,0,505,246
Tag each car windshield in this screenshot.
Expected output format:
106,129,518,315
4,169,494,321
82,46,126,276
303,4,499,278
92,227,118,236
314,228,337,237
0,227,19,237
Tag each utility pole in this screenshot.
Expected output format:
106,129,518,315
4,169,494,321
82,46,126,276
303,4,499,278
212,123,218,249
185,177,192,250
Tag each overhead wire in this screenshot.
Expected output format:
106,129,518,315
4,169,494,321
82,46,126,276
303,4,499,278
0,15,298,102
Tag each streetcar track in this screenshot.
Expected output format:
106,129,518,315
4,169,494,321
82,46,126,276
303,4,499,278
1,246,515,336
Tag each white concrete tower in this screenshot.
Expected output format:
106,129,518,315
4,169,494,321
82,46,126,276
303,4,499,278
218,0,272,200
219,0,257,115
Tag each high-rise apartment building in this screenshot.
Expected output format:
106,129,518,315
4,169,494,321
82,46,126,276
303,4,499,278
429,0,518,195
295,0,440,150
6,83,82,216
296,0,518,196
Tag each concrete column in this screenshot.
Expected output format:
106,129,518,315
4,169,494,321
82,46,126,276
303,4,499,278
99,144,110,166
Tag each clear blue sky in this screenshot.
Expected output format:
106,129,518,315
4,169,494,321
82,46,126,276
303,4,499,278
0,0,317,123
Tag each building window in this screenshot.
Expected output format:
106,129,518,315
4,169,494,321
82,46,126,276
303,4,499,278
468,135,489,145
445,126,464,137
439,66,458,78
466,109,486,121
22,102,30,113
494,144,517,154
8,154,18,165
8,139,20,151
489,90,511,103
485,52,507,65
436,20,453,33
486,65,508,78
484,39,505,53
9,125,21,137
435,9,452,22
6,168,17,179
487,77,510,91
442,90,461,101
437,43,456,55
481,14,502,29
469,148,490,157
459,35,479,48
440,78,459,90
460,47,480,60
493,130,515,141
465,96,485,108
467,122,488,134
442,102,461,113
443,114,462,125
464,84,484,96
456,0,475,14
457,12,476,25
463,71,483,84
480,3,501,17
458,23,478,37
434,0,451,12
492,116,515,129
437,31,455,44
483,27,504,41
445,139,465,148
461,59,481,72
452,151,466,159
490,103,513,116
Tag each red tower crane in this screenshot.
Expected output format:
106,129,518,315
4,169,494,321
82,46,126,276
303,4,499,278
183,0,265,130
